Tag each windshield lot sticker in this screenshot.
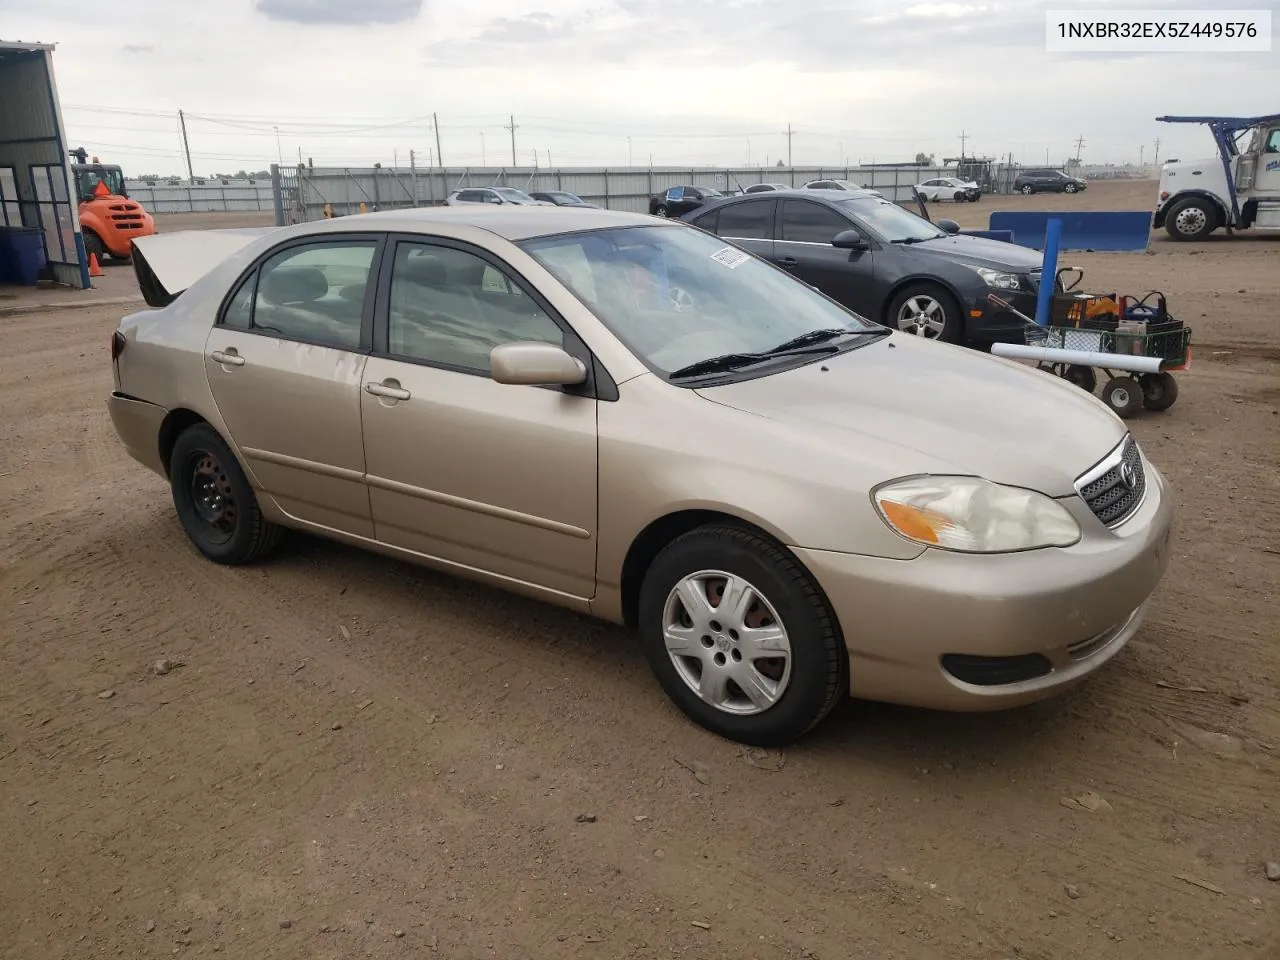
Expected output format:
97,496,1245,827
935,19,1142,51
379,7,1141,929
710,246,750,269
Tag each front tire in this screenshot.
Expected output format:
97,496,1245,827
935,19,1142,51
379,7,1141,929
638,525,846,747
82,229,104,260
887,283,962,343
1064,182,1079,194
169,423,283,564
1164,197,1217,241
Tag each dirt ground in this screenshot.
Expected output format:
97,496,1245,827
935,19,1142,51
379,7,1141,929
1,181,1277,960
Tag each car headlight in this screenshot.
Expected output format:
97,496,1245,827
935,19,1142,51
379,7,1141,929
976,267,1023,291
873,476,1081,553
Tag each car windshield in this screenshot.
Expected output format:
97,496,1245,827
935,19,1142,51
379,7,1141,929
549,192,583,203
77,166,125,199
496,188,536,202
519,225,880,378
837,197,946,243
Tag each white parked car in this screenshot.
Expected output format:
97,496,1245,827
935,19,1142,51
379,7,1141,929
801,178,882,198
444,187,553,206
915,177,982,202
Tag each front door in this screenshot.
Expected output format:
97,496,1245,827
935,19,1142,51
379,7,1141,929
773,198,878,319
1255,126,1280,194
360,237,598,600
203,236,381,537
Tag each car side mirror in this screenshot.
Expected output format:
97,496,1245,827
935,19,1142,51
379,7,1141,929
936,218,960,235
832,229,869,250
490,342,588,387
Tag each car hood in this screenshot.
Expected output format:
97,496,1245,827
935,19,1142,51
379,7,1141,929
694,334,1125,497
905,233,1044,272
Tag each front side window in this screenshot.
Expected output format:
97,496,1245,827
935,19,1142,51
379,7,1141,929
387,242,564,373
239,240,376,349
520,224,879,377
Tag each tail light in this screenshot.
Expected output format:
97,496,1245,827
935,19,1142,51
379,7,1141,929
111,331,126,360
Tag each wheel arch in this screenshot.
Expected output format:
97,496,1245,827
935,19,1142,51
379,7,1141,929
618,508,821,629
880,275,969,330
1166,189,1229,226
157,407,214,478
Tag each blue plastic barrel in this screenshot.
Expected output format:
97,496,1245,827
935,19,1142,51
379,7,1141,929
0,227,48,285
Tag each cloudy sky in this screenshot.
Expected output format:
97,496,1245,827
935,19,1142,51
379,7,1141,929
5,0,1278,176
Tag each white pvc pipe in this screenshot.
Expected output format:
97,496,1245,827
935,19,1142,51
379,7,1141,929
990,342,1164,374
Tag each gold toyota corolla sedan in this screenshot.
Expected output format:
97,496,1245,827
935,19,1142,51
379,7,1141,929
108,206,1174,745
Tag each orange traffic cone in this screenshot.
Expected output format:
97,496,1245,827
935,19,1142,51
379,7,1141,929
88,252,104,277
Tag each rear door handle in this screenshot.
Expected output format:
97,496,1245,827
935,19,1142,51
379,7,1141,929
210,350,245,366
365,380,411,401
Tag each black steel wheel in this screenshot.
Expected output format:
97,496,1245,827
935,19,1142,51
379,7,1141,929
1063,364,1097,393
169,423,283,564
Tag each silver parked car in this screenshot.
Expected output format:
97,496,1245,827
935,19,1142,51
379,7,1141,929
444,187,553,206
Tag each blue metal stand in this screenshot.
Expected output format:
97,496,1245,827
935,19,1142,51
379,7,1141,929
1033,217,1062,326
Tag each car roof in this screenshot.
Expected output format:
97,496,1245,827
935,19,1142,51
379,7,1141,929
684,188,882,216
321,204,666,241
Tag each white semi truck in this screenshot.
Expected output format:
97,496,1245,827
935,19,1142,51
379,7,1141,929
1153,113,1280,241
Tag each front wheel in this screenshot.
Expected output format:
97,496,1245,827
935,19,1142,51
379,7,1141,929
82,229,104,261
887,283,962,343
1164,197,1217,241
1064,182,1079,194
169,423,283,564
1101,376,1144,419
638,525,847,746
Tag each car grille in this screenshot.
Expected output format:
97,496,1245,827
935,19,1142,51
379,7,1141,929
1076,436,1146,527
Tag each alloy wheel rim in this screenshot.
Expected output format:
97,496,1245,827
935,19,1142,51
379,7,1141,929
661,570,792,715
897,295,946,338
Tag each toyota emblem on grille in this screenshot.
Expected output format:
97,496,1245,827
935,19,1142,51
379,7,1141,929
1119,460,1136,490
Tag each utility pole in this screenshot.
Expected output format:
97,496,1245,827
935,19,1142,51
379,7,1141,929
410,149,418,206
546,149,552,168
506,114,518,166
959,130,969,159
178,109,194,181
432,112,444,168
274,125,283,167
1139,144,1144,168
627,135,632,166
785,123,793,167
1153,137,1161,166
1073,134,1086,165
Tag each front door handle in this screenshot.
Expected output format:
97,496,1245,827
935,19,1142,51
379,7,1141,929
365,380,411,401
210,349,245,367
779,257,799,268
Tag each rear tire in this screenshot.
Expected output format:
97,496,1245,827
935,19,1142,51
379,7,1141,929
1140,372,1179,411
169,423,283,565
638,524,847,747
1101,376,1144,419
1020,184,1034,195
654,204,669,217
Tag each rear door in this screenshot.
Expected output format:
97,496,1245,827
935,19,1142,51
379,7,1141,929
203,234,382,537
774,198,878,318
696,197,775,261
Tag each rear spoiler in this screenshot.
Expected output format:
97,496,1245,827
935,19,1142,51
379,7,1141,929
131,226,279,307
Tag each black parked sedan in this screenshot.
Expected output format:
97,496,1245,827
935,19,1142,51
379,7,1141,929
648,185,725,217
682,189,1045,345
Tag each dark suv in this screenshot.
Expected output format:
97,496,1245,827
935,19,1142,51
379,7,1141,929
1012,169,1087,195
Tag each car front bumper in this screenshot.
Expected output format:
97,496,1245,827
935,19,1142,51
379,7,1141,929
792,457,1174,712
966,286,1039,341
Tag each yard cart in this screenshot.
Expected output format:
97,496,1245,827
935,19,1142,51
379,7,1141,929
988,269,1192,419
